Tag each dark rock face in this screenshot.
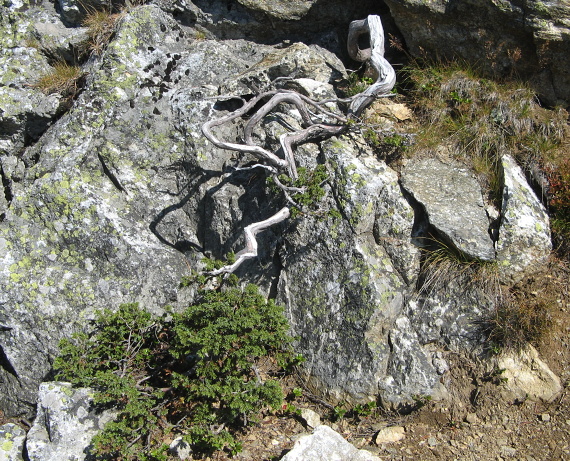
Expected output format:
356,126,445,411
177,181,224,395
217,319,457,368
383,0,570,107
0,0,555,422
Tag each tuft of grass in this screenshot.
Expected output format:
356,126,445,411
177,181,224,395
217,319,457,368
416,235,500,299
33,62,85,97
82,9,124,56
402,59,568,208
481,288,553,352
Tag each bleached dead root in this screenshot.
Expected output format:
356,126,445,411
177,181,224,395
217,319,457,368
201,15,396,275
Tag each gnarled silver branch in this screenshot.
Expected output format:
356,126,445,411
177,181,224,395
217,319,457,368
209,207,291,275
348,15,397,116
201,15,395,275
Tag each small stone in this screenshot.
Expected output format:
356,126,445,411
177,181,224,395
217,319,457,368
540,413,551,422
500,445,517,457
428,436,437,447
465,413,478,424
282,425,382,461
0,423,26,461
169,437,191,460
300,408,321,428
374,426,405,444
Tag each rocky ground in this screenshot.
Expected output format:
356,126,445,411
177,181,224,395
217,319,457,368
205,259,570,461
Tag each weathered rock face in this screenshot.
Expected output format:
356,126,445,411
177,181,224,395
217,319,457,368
400,158,495,261
26,382,115,461
161,0,387,49
383,0,570,107
0,6,63,158
496,155,551,284
0,0,558,425
277,138,428,405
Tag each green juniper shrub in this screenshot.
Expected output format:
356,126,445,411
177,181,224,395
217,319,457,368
169,284,293,453
54,303,168,460
54,284,296,459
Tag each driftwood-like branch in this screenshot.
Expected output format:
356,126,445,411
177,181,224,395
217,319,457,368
348,15,397,116
209,207,291,275
201,15,395,275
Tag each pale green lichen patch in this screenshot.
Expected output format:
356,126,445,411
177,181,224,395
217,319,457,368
1,440,13,451
0,9,33,49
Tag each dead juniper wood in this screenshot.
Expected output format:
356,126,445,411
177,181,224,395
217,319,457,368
201,15,396,275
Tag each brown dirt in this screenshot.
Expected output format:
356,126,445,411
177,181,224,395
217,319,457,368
209,258,570,461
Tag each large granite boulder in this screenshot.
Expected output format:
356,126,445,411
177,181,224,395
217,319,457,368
0,5,193,417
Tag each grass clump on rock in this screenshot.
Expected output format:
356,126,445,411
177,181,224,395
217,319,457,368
82,8,124,56
54,284,295,459
33,62,84,97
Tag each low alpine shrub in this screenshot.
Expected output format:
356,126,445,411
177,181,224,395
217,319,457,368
54,284,295,459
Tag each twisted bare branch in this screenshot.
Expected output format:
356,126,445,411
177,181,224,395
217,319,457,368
201,15,396,275
209,207,291,275
348,15,397,116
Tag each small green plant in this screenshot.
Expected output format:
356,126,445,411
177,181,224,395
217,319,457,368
412,394,432,409
55,284,296,459
448,90,472,105
331,405,347,421
292,387,303,398
342,72,374,97
33,62,84,97
272,164,329,218
352,401,376,417
483,367,509,385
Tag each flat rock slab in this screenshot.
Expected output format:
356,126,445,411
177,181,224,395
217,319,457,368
401,158,495,261
496,155,551,283
281,425,380,461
